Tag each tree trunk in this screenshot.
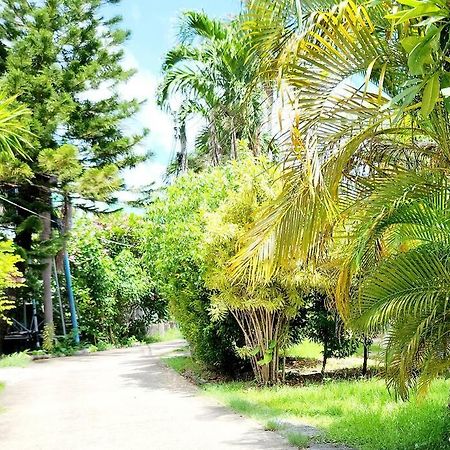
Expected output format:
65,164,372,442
209,118,222,166
41,210,53,329
362,335,370,376
264,83,274,137
230,124,238,160
321,341,328,375
63,196,73,233
179,120,188,173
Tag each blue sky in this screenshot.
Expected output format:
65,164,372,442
104,1,241,192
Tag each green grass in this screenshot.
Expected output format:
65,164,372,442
286,431,309,449
283,340,323,359
264,419,282,431
0,352,31,368
284,339,383,361
165,355,204,377
144,327,183,344
205,378,450,450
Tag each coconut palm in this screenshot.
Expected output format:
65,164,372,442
233,0,450,397
158,11,266,171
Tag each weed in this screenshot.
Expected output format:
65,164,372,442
265,419,282,431
0,352,31,368
286,431,309,449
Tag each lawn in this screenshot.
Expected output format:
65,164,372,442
283,339,383,361
282,340,323,359
166,356,450,450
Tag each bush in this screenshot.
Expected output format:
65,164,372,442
202,157,303,384
0,241,23,323
70,214,166,345
144,161,247,373
302,290,358,373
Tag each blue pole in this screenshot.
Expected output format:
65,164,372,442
63,252,80,344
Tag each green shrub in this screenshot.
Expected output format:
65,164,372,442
202,158,303,384
70,214,167,345
286,432,309,449
144,162,248,373
0,352,31,368
0,241,23,324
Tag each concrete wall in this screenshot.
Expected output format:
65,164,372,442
147,321,177,337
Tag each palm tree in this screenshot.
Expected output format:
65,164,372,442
158,11,266,170
233,0,450,397
338,169,450,398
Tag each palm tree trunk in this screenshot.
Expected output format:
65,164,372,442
209,120,222,166
179,120,188,172
231,128,238,160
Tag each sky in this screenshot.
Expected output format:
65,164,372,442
103,0,242,197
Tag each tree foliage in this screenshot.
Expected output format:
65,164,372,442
0,241,22,324
235,0,450,397
143,156,254,371
0,0,147,330
202,157,303,384
158,11,267,171
70,214,165,344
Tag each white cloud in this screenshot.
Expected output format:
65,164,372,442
117,161,166,204
119,52,175,165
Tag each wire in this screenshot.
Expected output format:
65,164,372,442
0,193,58,224
0,193,135,249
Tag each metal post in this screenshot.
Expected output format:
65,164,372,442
63,252,80,344
52,259,66,336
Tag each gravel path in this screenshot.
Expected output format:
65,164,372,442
0,341,294,450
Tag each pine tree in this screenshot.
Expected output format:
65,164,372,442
0,0,148,340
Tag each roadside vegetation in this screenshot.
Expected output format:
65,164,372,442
166,355,450,450
0,1,449,449
206,379,450,450
0,352,31,368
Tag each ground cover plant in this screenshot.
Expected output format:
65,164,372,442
0,352,31,368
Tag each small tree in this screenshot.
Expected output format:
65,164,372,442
69,214,165,344
304,290,358,374
203,157,303,384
